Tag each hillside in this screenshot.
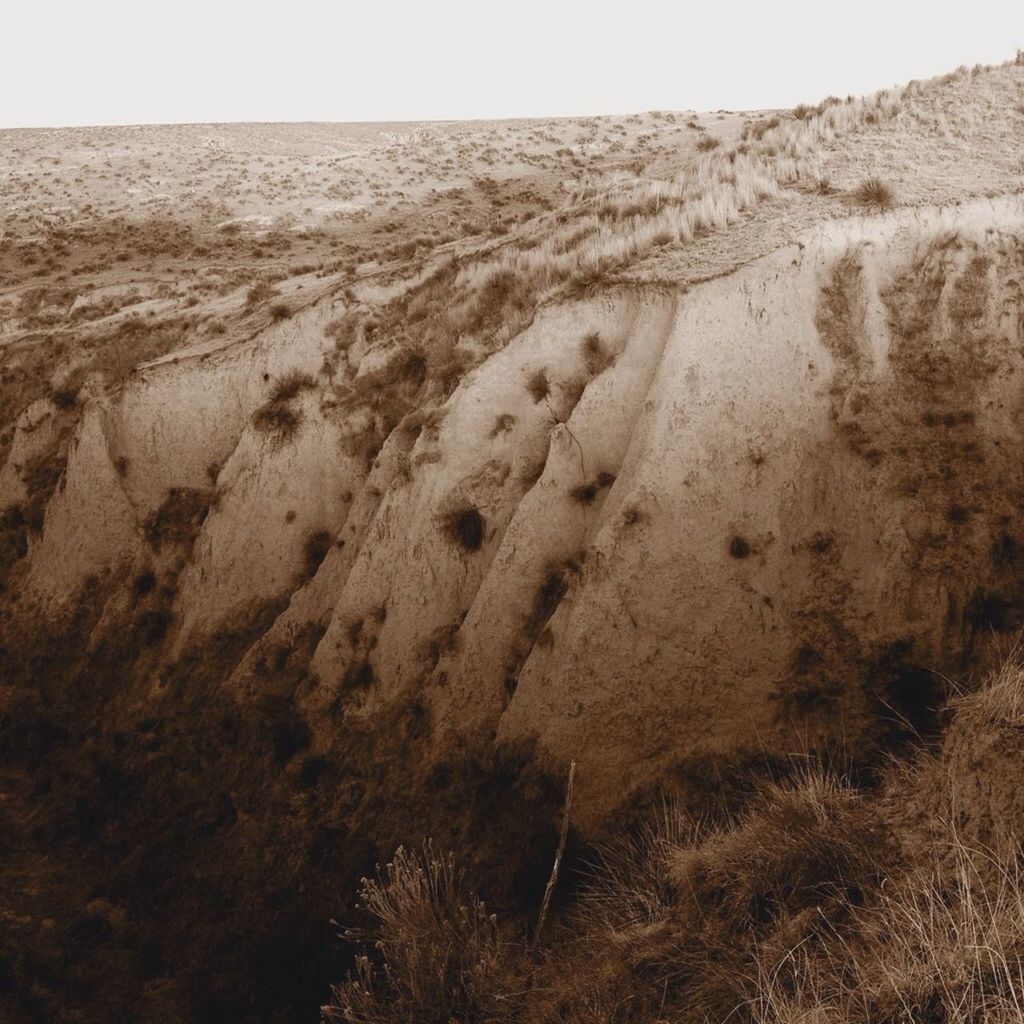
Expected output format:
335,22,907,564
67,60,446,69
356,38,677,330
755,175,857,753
2,56,1024,1023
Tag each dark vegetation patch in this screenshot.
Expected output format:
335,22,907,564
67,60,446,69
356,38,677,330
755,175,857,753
131,607,173,648
442,505,486,552
143,487,213,552
489,413,516,438
501,554,585,701
0,504,29,590
302,529,333,580
0,410,71,587
0,568,568,1024
728,534,752,559
252,371,316,445
815,251,865,372
568,471,615,506
525,368,550,403
580,331,614,377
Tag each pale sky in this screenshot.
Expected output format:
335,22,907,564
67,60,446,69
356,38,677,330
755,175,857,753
2,0,1020,128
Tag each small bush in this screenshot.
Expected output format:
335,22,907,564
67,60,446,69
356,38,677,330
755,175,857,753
252,371,316,445
51,384,80,409
852,176,897,210
268,370,315,404
252,402,303,442
526,368,550,403
696,135,721,152
246,280,276,307
489,413,516,438
269,301,292,320
323,844,525,1024
442,506,485,553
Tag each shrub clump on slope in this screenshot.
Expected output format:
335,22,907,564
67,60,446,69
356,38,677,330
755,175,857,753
323,844,525,1024
252,370,317,445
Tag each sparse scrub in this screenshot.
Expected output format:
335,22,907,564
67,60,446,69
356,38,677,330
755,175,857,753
246,279,277,307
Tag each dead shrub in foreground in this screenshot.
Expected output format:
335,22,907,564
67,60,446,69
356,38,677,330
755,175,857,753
323,843,525,1024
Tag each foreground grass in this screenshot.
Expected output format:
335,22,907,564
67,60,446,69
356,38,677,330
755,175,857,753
325,657,1024,1023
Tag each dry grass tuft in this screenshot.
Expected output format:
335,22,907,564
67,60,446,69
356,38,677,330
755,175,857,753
252,370,316,444
323,844,525,1024
851,176,897,210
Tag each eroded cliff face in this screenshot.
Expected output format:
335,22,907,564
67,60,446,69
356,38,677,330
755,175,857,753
5,198,1024,823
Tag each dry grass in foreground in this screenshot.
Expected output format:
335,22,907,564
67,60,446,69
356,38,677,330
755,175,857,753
324,656,1024,1023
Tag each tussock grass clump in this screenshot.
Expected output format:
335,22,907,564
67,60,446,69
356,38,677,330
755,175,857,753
323,844,525,1024
323,653,1024,1024
252,402,303,443
539,767,885,1024
252,370,316,445
950,651,1024,727
852,176,897,210
268,370,316,405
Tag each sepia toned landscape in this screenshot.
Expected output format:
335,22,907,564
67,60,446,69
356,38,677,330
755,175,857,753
3,50,1024,1024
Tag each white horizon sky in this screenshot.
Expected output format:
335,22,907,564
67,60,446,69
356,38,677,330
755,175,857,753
2,1,1020,129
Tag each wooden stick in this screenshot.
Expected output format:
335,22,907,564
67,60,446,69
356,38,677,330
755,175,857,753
533,760,576,952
